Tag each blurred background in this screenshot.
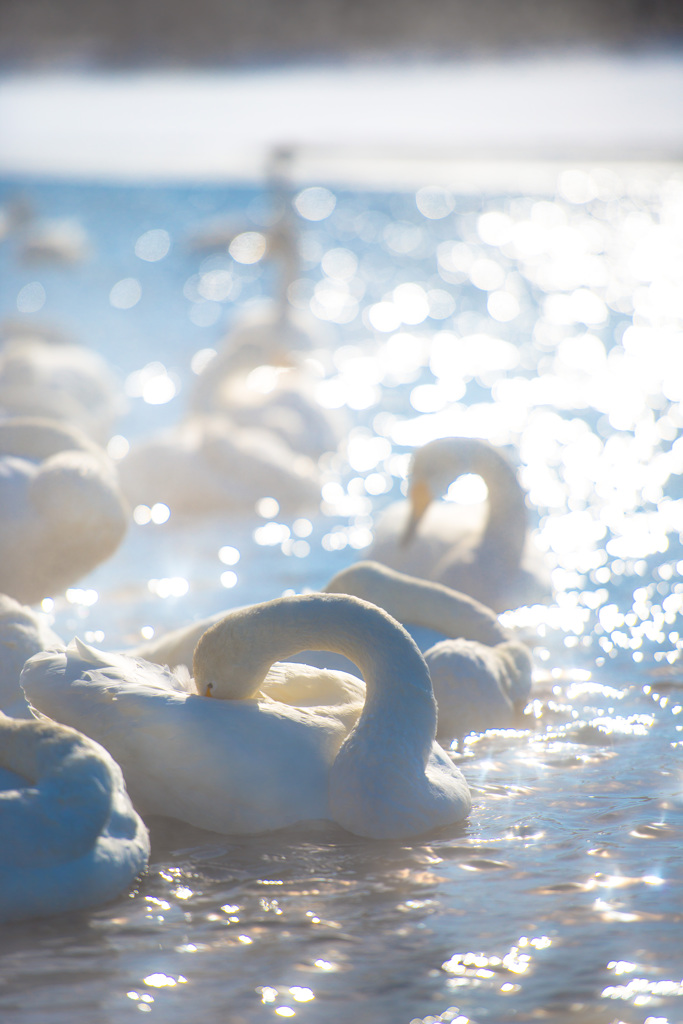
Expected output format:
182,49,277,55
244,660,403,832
0,0,681,67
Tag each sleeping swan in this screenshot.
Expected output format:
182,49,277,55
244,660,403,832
21,594,471,839
323,562,533,739
368,436,552,612
127,562,532,740
0,713,149,923
0,417,128,605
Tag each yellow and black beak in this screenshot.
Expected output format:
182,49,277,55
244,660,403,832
401,477,433,546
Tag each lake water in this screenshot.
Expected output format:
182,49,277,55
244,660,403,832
0,160,682,1024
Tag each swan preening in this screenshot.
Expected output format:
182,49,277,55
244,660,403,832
0,713,149,923
368,436,552,612
21,593,471,839
126,561,532,740
0,417,128,605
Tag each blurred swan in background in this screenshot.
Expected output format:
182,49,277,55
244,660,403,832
116,413,321,517
368,436,552,612
0,329,124,445
0,713,149,923
0,594,64,718
191,358,343,461
18,217,90,265
0,417,129,605
188,148,345,460
129,561,533,741
21,593,471,838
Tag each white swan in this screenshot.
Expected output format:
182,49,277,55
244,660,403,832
116,413,321,517
0,594,65,718
127,562,532,740
0,713,149,923
368,436,551,612
188,148,344,460
323,562,533,738
130,561,506,669
0,334,123,445
21,594,471,839
0,417,129,605
191,361,344,461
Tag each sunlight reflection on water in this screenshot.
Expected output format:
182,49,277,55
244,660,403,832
1,156,682,1024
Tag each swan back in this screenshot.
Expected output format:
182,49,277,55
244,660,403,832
117,414,320,516
0,713,149,923
0,417,128,604
21,639,349,833
425,637,533,738
0,338,123,444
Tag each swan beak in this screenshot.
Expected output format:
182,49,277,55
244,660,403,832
401,477,432,546
204,682,214,698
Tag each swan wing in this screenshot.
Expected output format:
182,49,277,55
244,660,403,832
20,647,345,834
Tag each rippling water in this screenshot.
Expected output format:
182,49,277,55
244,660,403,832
1,161,682,1023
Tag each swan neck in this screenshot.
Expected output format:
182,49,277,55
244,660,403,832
325,563,506,644
459,443,528,563
193,594,437,749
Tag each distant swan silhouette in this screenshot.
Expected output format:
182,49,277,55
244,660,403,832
21,594,470,839
368,436,551,611
0,713,149,923
188,147,343,460
0,417,128,604
116,413,321,517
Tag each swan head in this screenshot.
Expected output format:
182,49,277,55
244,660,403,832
402,438,471,544
193,602,283,700
192,592,434,713
401,437,503,545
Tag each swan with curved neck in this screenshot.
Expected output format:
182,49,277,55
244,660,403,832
127,562,532,740
0,713,149,923
0,416,128,604
130,561,506,672
21,593,470,839
324,561,507,647
369,436,551,611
